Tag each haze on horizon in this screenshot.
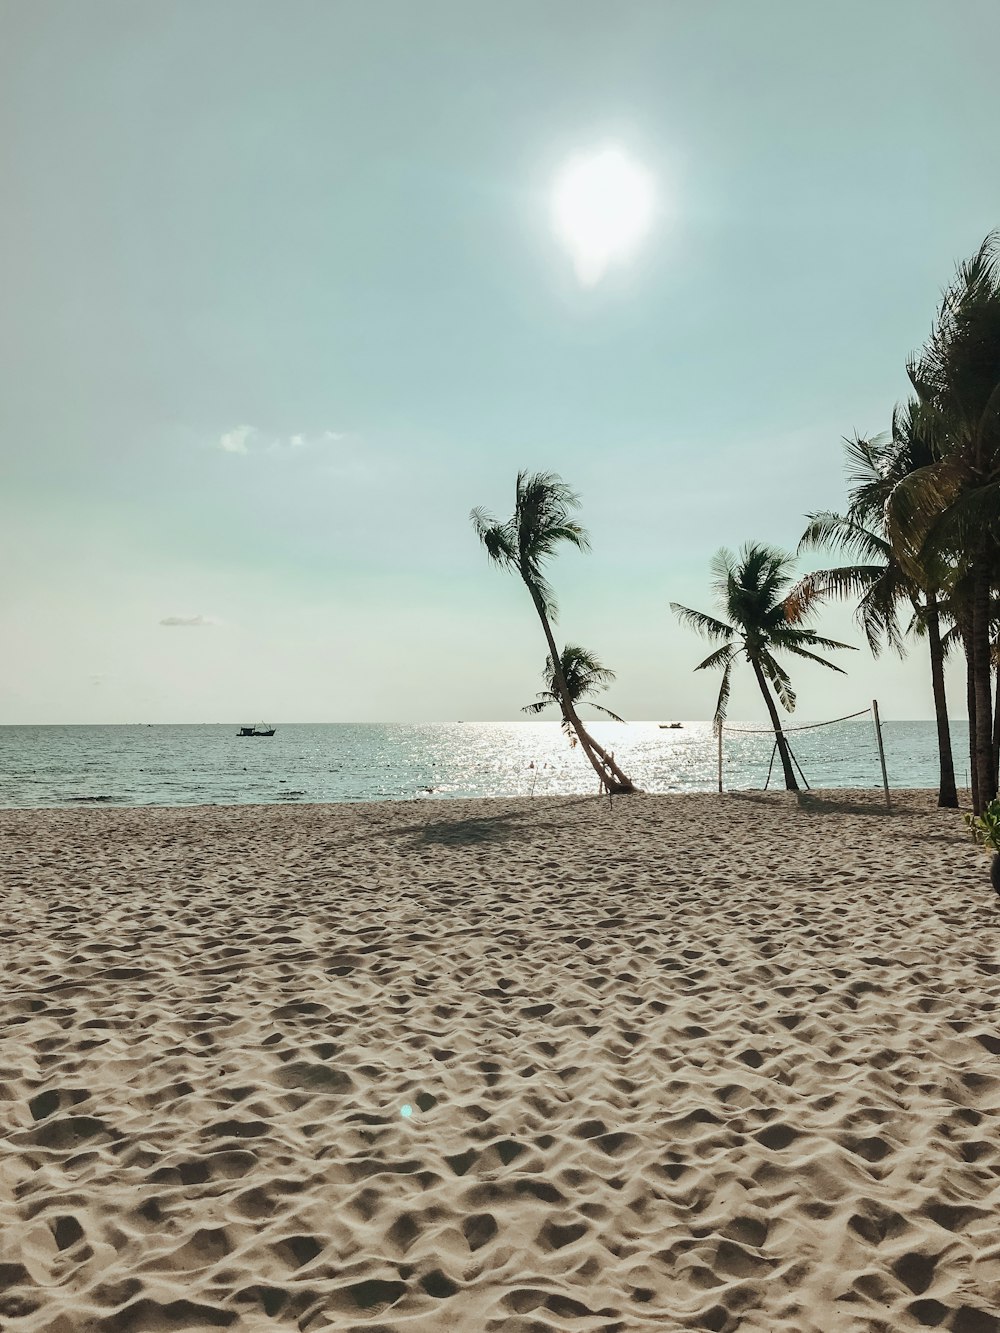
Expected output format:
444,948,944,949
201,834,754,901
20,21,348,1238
3,1,1000,725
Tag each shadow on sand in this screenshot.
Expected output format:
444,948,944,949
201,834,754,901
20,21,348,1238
795,791,899,817
413,796,604,847
727,789,898,818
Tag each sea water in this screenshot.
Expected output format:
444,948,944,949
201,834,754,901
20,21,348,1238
0,720,971,809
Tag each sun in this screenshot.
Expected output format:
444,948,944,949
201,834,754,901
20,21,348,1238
551,147,655,287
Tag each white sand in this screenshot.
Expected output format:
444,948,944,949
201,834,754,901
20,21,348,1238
1,791,999,1333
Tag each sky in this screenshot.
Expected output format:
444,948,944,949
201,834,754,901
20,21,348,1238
2,0,1000,724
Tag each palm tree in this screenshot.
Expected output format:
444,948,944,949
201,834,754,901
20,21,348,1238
472,471,636,794
671,543,853,791
523,644,626,737
892,233,1000,810
791,418,959,807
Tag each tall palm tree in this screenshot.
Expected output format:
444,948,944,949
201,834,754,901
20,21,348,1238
892,233,1000,810
791,418,959,807
934,568,982,809
523,644,626,736
472,471,636,794
671,543,853,791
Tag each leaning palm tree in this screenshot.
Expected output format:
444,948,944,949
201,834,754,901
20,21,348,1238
671,543,854,791
472,471,636,794
523,644,625,738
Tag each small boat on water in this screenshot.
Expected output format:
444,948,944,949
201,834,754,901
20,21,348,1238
238,722,277,737
659,722,683,729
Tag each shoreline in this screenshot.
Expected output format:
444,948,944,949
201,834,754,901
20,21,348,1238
2,791,998,1331
0,784,972,817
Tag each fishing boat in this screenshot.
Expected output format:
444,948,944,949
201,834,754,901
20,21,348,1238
238,723,276,737
659,722,683,729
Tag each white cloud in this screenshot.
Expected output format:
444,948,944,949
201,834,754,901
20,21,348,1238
218,425,352,455
159,615,217,627
266,428,350,454
219,425,254,454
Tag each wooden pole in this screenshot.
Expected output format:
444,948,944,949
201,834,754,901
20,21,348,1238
763,740,778,791
717,724,723,793
872,699,890,809
787,738,811,790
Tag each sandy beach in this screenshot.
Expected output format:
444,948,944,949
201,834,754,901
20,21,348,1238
2,791,999,1332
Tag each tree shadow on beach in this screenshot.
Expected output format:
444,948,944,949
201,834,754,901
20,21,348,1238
413,796,602,847
794,792,899,817
417,815,518,847
727,790,898,818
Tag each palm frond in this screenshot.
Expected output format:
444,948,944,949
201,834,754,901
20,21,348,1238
709,548,737,604
670,603,735,642
895,474,1000,574
470,509,516,567
695,643,737,672
776,629,856,653
534,522,591,556
799,511,852,554
713,656,735,734
521,695,557,716
759,651,796,712
590,703,626,723
785,566,884,624
885,459,967,572
841,432,898,521
799,512,891,564
853,577,909,657
783,573,824,622
941,623,963,657
778,642,848,673
530,570,560,621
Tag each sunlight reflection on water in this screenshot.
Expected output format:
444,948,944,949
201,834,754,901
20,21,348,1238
0,720,966,808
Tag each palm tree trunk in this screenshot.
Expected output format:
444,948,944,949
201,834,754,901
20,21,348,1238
965,627,980,813
993,658,1000,794
972,560,996,811
526,587,636,794
925,596,958,808
750,657,799,792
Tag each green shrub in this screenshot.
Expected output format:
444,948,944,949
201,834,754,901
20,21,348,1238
964,798,1000,853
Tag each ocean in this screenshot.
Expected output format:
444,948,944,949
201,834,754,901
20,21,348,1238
0,719,970,809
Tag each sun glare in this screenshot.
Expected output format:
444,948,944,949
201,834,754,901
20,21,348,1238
551,147,655,287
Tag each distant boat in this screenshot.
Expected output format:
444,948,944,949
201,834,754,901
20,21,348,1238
659,722,683,729
238,723,276,737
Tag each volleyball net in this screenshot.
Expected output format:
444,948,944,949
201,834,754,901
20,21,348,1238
719,700,890,804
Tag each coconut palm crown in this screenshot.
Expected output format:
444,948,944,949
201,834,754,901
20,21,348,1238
794,508,909,656
523,645,625,736
672,543,854,791
471,470,589,621
790,409,938,655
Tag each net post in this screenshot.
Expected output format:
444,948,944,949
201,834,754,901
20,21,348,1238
787,738,810,790
764,740,777,790
717,723,723,793
872,699,890,808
